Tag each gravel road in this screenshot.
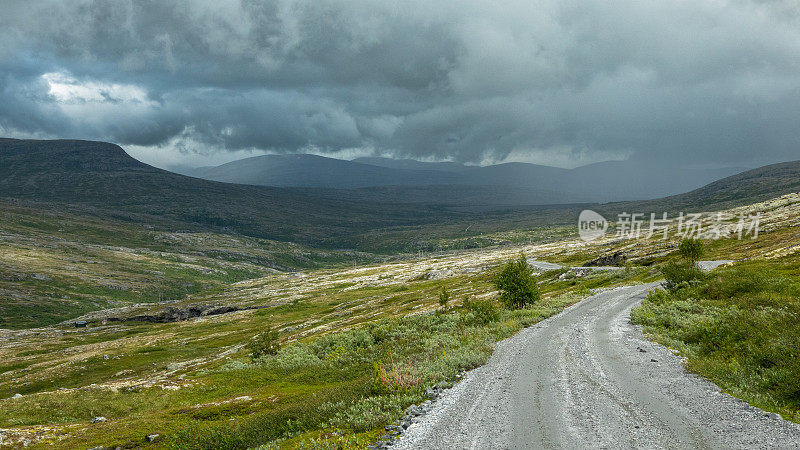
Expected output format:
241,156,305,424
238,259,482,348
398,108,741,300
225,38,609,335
395,278,800,449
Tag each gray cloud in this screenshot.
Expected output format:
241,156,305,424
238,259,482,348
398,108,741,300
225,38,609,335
1,0,799,167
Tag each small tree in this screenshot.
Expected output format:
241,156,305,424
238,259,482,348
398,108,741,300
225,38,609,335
660,261,706,291
248,326,280,361
494,255,540,309
438,285,450,310
678,238,704,265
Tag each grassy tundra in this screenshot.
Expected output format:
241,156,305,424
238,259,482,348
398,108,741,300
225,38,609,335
2,193,800,448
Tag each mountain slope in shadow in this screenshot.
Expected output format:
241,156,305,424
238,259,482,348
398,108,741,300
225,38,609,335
189,153,744,204
1,138,797,250
0,139,458,246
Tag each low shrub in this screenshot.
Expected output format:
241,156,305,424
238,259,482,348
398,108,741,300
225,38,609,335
263,345,322,371
632,260,800,422
660,261,705,292
329,393,418,432
678,238,704,264
461,297,500,325
247,327,280,361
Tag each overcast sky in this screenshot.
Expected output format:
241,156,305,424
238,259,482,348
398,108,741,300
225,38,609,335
1,0,799,169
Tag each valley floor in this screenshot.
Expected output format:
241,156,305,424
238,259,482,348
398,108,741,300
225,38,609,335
1,193,799,448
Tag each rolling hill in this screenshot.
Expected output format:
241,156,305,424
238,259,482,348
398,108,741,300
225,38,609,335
188,153,744,203
1,137,800,327
0,139,459,246
1,138,798,253
186,154,465,188
612,160,800,213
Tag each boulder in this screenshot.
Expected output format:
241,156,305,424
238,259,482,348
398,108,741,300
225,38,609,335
584,252,626,267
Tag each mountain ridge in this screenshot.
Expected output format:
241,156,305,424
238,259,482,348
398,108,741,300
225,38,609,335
1,138,798,251
0,139,459,247
187,152,745,203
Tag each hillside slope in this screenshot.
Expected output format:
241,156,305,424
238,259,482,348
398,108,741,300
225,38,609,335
0,139,454,246
189,154,465,188
612,160,800,213
0,200,378,328
192,153,742,203
1,139,798,252
665,160,800,207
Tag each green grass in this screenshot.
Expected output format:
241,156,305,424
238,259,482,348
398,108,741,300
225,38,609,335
0,201,382,328
3,185,799,447
164,292,586,449
0,261,648,449
631,256,800,423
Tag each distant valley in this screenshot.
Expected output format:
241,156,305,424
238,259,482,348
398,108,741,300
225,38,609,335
179,153,746,205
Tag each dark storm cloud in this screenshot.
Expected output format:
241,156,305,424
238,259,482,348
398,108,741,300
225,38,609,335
1,0,799,166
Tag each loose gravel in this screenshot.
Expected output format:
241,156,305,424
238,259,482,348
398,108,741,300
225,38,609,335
392,279,800,449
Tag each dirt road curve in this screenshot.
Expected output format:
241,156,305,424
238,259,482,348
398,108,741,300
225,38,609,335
395,280,800,449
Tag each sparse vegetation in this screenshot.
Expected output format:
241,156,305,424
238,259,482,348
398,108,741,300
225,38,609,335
0,251,643,449
2,187,799,447
678,237,705,265
164,291,583,449
632,259,800,422
660,261,706,292
248,327,281,360
494,256,541,309
438,286,450,310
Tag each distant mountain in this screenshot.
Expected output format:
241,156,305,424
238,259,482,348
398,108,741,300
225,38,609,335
187,154,464,188
621,160,800,212
0,139,457,246
190,153,744,204
565,161,746,202
0,139,797,253
352,156,469,173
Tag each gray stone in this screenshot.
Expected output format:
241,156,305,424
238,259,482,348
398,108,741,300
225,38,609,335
583,251,626,267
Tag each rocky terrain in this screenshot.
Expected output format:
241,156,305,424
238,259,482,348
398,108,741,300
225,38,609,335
0,193,799,448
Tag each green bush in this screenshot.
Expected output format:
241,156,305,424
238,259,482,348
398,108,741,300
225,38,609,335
678,238,704,264
632,261,800,422
702,267,796,300
660,261,705,292
438,286,450,310
494,256,540,309
308,327,375,361
264,345,322,371
461,297,500,325
247,327,281,361
328,393,418,432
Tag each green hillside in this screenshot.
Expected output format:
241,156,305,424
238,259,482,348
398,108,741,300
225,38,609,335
0,139,455,247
